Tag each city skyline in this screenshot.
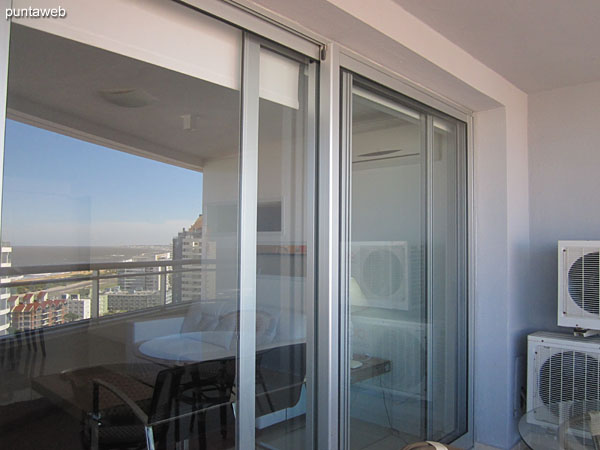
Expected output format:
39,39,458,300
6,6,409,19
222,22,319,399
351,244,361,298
1,119,204,246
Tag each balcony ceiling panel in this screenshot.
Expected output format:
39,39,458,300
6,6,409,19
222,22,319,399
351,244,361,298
7,24,243,170
393,0,600,93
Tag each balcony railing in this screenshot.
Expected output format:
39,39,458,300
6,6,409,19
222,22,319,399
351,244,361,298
0,258,215,322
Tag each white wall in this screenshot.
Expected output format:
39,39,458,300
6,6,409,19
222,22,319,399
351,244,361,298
528,80,600,334
351,121,422,247
473,107,511,446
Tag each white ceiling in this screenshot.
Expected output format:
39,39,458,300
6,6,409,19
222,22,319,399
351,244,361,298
393,0,600,93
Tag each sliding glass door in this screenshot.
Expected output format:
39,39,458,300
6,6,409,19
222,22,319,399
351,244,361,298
341,73,467,449
0,2,317,449
238,36,317,449
253,45,316,448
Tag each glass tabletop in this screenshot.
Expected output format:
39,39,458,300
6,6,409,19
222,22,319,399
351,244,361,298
519,401,600,450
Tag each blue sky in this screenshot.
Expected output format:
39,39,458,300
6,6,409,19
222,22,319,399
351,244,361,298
1,119,203,246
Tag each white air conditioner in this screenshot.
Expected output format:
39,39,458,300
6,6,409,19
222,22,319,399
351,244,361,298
558,241,600,330
351,241,409,311
527,332,600,427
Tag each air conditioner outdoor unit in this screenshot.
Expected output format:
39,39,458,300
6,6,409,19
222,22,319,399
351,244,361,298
351,241,409,311
527,331,600,427
558,241,600,331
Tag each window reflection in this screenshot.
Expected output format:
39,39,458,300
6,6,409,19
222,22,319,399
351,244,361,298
1,120,209,326
348,83,467,447
0,18,242,450
253,48,313,449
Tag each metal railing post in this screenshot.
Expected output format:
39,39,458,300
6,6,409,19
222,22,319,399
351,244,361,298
91,270,100,318
161,270,167,305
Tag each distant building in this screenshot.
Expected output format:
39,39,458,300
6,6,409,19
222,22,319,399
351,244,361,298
11,299,66,330
118,252,171,294
172,215,214,303
154,252,171,303
7,296,19,308
66,298,91,320
0,243,12,335
11,302,42,330
106,291,161,312
41,300,66,327
98,294,109,316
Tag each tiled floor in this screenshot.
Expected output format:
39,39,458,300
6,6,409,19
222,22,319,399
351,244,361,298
349,417,420,449
255,416,421,450
256,416,306,450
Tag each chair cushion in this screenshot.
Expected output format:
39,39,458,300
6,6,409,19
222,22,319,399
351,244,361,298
210,310,279,348
180,312,219,333
180,300,228,333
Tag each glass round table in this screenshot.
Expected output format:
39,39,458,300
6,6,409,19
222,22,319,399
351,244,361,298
519,401,600,450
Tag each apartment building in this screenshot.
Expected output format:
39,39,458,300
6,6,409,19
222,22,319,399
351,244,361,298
11,302,41,330
0,243,12,335
11,299,66,330
117,253,170,294
42,299,66,327
21,293,34,304
172,216,204,303
65,298,91,321
105,291,162,313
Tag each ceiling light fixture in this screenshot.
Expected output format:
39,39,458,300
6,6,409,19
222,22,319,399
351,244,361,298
99,88,157,108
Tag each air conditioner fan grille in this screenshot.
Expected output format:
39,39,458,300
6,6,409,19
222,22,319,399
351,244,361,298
568,252,600,315
361,249,404,298
539,350,600,410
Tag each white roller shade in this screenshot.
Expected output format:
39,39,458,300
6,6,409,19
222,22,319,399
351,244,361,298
13,0,242,90
259,49,300,110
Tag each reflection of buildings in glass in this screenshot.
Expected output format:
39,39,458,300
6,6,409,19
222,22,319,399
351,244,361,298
11,303,42,330
64,295,91,320
11,298,66,330
98,294,109,316
172,215,215,303
118,252,171,294
0,243,12,335
154,252,172,304
105,291,161,312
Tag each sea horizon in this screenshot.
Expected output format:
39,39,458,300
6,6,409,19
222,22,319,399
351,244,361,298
9,244,172,267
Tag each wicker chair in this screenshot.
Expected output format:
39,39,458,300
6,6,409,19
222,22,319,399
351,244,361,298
88,358,236,450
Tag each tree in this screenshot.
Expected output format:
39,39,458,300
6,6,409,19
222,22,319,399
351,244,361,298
64,312,79,323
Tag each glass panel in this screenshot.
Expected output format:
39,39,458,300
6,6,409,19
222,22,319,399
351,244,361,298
254,47,314,449
430,117,467,442
349,86,426,448
346,81,468,448
0,7,242,449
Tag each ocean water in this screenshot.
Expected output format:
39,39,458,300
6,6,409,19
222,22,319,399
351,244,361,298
10,245,171,267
